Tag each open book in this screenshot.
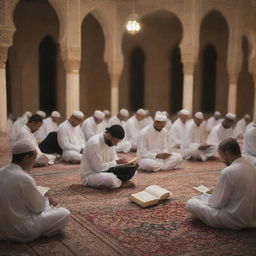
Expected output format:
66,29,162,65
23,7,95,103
36,185,50,196
193,185,211,194
129,185,172,208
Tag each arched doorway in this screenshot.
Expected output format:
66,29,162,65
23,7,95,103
80,14,111,116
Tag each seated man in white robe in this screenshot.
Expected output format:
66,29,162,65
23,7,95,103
126,108,146,151
187,138,256,229
57,111,85,164
234,114,251,139
206,111,222,132
14,115,56,166
181,112,217,161
80,125,136,189
141,109,154,129
162,111,172,132
81,110,105,141
137,114,183,172
206,113,236,147
242,123,256,165
34,110,47,143
0,139,70,242
168,109,190,148
102,109,111,129
109,108,132,153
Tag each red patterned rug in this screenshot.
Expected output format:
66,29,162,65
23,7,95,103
1,136,256,256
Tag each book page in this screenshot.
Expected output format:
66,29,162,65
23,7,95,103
144,185,171,200
193,185,210,194
129,191,159,207
128,156,138,164
36,185,50,196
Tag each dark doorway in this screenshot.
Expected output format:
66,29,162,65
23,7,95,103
39,35,57,115
129,47,145,111
201,44,217,113
170,45,183,114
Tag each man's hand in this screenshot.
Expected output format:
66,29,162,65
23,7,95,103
156,153,171,159
116,158,128,164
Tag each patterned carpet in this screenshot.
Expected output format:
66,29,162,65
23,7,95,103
1,136,256,256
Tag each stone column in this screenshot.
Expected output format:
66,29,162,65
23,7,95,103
227,73,238,114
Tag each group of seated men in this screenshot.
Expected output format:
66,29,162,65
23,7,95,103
1,108,256,242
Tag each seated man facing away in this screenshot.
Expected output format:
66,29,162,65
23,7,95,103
80,125,136,189
0,139,70,242
57,111,85,164
234,114,251,139
242,122,256,165
186,138,256,229
181,112,216,161
137,113,183,172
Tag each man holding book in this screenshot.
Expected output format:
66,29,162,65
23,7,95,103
186,138,256,229
80,125,137,189
137,113,183,172
0,139,70,242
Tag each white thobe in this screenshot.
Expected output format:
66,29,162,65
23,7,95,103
245,122,254,132
181,121,216,161
187,157,256,229
206,123,234,147
242,125,256,165
15,126,56,165
126,115,145,150
0,164,70,242
137,125,183,171
165,118,172,132
81,116,105,141
206,117,221,132
168,118,188,148
141,116,154,129
80,133,121,189
57,120,85,162
234,118,247,138
11,114,29,141
108,116,131,153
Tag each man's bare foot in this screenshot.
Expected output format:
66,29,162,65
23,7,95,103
120,180,135,188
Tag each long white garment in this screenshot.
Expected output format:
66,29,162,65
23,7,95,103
11,114,29,141
80,133,121,188
137,125,183,171
165,118,172,132
0,164,70,242
81,116,105,141
245,121,254,132
125,115,145,150
168,118,188,148
15,126,55,165
57,120,85,162
181,121,216,160
206,117,221,132
234,118,247,138
108,116,131,153
242,125,256,165
186,157,256,229
140,116,154,129
206,123,234,147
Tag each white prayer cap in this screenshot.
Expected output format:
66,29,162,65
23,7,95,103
225,113,236,120
244,114,250,119
12,139,36,155
155,111,161,116
154,114,167,122
93,110,105,120
103,110,110,116
36,110,46,118
180,109,190,115
194,112,204,120
25,111,32,117
119,108,129,117
136,108,146,116
214,111,221,116
162,111,168,116
51,111,61,118
72,110,84,119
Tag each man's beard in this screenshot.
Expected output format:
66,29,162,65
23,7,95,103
153,126,162,132
105,139,114,147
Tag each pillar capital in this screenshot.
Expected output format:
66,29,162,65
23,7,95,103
183,61,195,75
63,58,80,73
60,45,81,73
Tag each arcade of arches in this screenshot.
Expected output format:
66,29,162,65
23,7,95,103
1,0,256,133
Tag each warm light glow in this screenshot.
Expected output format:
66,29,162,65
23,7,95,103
126,20,141,34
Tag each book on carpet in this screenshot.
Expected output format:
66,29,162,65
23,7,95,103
36,185,50,196
193,185,211,194
129,185,172,208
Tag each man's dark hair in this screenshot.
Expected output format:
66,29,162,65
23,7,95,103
218,138,241,155
12,151,35,162
28,114,42,124
105,125,125,139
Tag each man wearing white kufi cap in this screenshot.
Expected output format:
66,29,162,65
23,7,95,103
137,114,183,172
14,114,56,166
207,113,236,147
34,111,47,143
0,139,70,242
57,111,85,164
168,109,190,149
108,109,132,153
81,110,106,141
126,108,147,151
140,109,154,129
206,111,222,132
234,114,251,139
181,112,217,161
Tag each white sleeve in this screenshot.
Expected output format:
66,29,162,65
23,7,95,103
137,131,156,159
57,126,80,152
